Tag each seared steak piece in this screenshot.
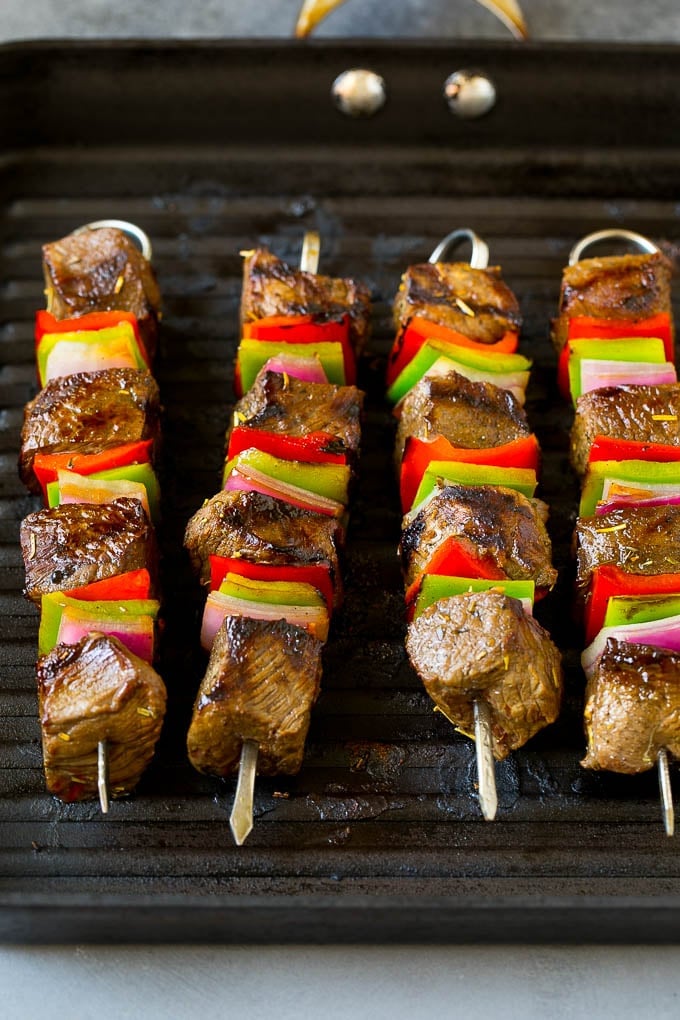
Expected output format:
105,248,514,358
43,227,161,359
582,638,680,773
407,592,562,759
400,483,557,592
184,489,342,603
395,370,530,466
187,615,323,777
574,505,680,604
19,367,161,494
230,369,364,463
37,633,166,802
21,498,156,606
392,262,521,346
571,383,680,476
551,251,673,354
241,248,371,356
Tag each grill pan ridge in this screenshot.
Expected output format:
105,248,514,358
1,40,680,943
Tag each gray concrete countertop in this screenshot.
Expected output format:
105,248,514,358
3,3,680,1018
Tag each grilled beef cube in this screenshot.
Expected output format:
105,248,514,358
401,483,557,592
21,498,156,606
551,252,673,354
395,370,530,467
37,633,166,802
230,369,364,465
407,592,562,759
43,227,161,360
582,638,680,773
184,489,342,604
19,368,161,495
392,262,521,346
574,505,680,605
571,383,680,476
187,615,323,777
241,248,371,356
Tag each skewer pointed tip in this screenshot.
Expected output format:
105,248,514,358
229,739,259,846
97,740,110,815
474,699,498,822
658,748,674,837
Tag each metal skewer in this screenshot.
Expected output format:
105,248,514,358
474,700,498,821
229,230,322,845
76,218,153,261
658,748,675,837
230,739,259,845
97,739,110,814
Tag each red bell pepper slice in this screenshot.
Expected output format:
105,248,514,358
227,426,348,465
35,309,150,367
585,564,680,644
63,568,152,602
208,555,334,613
242,314,355,384
588,436,680,465
387,315,519,388
399,433,540,512
404,536,508,605
558,313,674,398
32,439,154,503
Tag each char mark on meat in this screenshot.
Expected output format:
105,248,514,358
37,633,166,801
241,248,371,356
187,615,323,777
406,591,563,759
21,498,156,606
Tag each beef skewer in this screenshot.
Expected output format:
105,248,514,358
184,231,366,843
20,221,166,810
390,228,562,820
559,228,677,834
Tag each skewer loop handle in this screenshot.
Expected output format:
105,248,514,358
568,228,659,266
429,228,489,269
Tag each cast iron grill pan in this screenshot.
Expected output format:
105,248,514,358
1,41,680,943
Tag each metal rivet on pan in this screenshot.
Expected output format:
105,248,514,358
443,70,496,119
331,69,387,118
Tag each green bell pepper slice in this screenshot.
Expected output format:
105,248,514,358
412,461,537,509
218,572,324,608
237,338,346,391
604,593,680,629
414,576,535,618
46,462,161,523
223,447,351,503
39,592,160,657
580,458,680,516
567,337,667,401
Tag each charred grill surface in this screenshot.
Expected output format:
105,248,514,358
395,371,530,467
43,227,161,358
231,369,363,462
241,248,371,355
551,252,673,353
19,368,161,494
21,498,156,606
393,262,521,345
183,489,342,600
574,504,680,604
187,616,323,778
407,592,563,760
570,384,680,476
37,634,166,801
400,483,557,592
582,638,680,774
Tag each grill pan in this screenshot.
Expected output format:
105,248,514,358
2,39,680,944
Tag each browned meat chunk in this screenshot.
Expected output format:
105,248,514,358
570,383,680,476
37,633,166,802
406,592,562,759
392,262,521,348
187,615,323,777
21,498,156,606
400,483,557,593
19,368,161,494
241,248,371,356
395,370,530,467
574,505,680,605
582,639,680,774
184,489,342,604
230,369,364,464
551,252,673,354
43,227,161,360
